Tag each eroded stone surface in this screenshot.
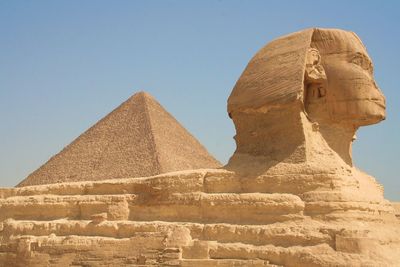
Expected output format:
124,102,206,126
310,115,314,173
0,169,399,266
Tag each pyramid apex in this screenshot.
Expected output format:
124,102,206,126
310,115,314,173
131,91,155,100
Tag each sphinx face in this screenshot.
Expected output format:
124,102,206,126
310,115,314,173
306,30,386,128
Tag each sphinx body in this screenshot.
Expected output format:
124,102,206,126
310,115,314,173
0,28,399,267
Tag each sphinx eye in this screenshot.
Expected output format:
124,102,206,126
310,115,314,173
351,53,373,73
351,53,364,66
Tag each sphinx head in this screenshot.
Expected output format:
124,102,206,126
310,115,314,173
227,28,385,167
305,28,385,128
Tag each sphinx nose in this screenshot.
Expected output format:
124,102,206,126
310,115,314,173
372,80,385,101
373,79,380,90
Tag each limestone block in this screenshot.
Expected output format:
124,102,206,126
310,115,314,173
182,240,214,259
91,213,107,224
335,235,378,254
107,199,129,220
165,226,192,247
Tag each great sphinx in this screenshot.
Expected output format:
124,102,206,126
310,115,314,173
0,28,399,267
225,27,392,209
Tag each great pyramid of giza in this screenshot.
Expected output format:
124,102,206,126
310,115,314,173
17,91,221,187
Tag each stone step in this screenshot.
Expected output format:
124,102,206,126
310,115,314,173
1,219,335,248
304,201,394,216
0,193,304,224
207,242,377,267
0,169,358,199
1,223,394,267
0,233,185,266
0,170,216,198
180,259,281,267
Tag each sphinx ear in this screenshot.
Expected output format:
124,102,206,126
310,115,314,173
304,48,327,99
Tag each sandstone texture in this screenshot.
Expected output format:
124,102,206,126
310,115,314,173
1,169,399,266
1,28,399,266
18,92,221,187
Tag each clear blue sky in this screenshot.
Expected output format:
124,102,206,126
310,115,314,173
0,1,399,200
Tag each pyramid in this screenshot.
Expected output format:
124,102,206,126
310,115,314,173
17,91,221,187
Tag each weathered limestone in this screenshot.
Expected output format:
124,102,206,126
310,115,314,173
0,169,399,266
18,92,221,187
1,28,399,266
393,202,400,219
